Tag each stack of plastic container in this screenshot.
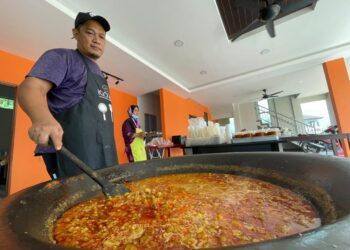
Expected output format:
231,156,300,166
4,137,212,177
186,118,230,146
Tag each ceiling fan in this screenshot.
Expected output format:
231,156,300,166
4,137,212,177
236,0,281,39
261,89,283,99
216,0,318,42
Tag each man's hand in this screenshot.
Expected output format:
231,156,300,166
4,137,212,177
28,119,63,150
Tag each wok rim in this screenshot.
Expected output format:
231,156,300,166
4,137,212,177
0,152,349,250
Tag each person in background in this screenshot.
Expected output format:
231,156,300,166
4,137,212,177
122,105,147,162
17,12,118,179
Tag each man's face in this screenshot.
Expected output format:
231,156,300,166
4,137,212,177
73,20,106,60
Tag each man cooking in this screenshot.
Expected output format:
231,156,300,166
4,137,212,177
18,12,118,179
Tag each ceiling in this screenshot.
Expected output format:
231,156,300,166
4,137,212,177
2,0,350,118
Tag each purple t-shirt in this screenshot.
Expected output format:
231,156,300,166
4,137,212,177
27,48,104,114
28,49,105,154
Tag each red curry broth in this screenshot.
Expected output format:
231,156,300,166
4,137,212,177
53,173,320,249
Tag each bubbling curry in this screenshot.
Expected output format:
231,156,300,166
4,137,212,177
53,173,320,249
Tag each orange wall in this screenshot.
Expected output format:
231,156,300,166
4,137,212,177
0,50,49,195
160,88,211,156
323,58,350,157
0,50,136,194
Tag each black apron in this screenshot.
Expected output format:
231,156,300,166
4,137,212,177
53,50,118,177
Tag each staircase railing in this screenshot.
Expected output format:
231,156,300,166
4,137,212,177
255,104,317,135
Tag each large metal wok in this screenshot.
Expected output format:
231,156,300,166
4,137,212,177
0,152,350,249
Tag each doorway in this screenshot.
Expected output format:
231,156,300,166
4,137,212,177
137,90,162,133
145,113,157,132
0,83,16,198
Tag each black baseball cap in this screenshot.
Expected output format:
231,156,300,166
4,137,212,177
75,12,110,32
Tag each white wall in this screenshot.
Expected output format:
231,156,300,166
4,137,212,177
199,102,257,132
298,93,328,103
269,95,307,133
291,97,304,123
234,102,257,131
269,96,298,120
210,104,233,120
268,96,295,130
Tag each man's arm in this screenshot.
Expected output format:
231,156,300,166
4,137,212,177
17,77,63,150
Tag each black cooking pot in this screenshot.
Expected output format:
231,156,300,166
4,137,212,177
0,152,350,249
